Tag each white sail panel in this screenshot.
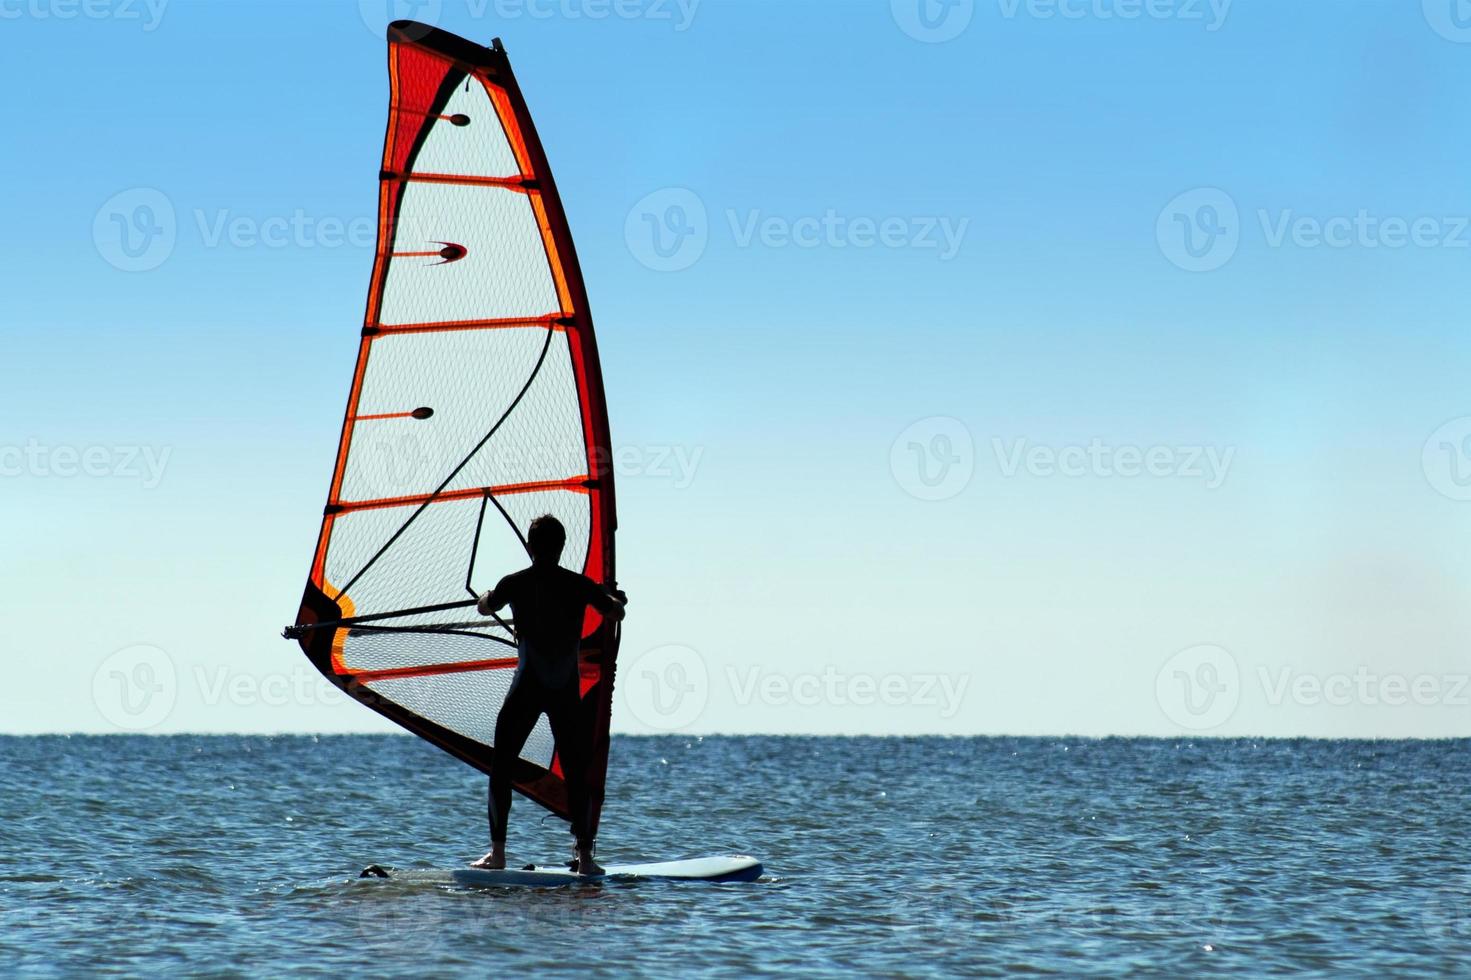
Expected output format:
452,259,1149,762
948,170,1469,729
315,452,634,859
337,327,573,503
378,182,558,327
367,673,557,768
322,497,484,612
437,329,589,494
413,82,521,178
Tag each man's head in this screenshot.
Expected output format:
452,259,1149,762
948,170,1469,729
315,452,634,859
526,514,566,566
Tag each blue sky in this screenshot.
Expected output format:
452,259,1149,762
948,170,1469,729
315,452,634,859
3,0,1471,737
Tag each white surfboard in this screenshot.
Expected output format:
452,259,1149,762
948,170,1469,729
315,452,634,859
362,855,763,887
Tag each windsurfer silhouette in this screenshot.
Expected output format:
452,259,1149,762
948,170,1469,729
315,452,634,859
471,514,627,875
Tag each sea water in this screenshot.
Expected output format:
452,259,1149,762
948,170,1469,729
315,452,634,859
1,736,1468,976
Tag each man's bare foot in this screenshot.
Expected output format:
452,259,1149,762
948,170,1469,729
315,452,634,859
576,848,603,876
471,845,506,870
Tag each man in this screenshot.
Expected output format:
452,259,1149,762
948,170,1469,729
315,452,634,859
471,514,626,875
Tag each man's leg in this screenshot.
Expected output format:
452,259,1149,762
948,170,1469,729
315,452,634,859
545,686,601,874
474,679,541,868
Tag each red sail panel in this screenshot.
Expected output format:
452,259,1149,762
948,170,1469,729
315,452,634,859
290,22,618,836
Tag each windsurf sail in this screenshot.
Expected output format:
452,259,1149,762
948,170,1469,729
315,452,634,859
284,21,619,838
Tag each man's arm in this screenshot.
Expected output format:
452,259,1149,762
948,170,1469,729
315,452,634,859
586,578,628,623
477,575,514,617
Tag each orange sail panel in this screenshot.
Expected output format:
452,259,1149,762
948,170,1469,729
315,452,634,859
287,22,618,836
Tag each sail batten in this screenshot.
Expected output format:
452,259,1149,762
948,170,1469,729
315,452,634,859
287,22,619,837
380,171,540,190
331,477,593,516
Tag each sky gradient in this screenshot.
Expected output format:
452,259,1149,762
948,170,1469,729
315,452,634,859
4,0,1471,737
